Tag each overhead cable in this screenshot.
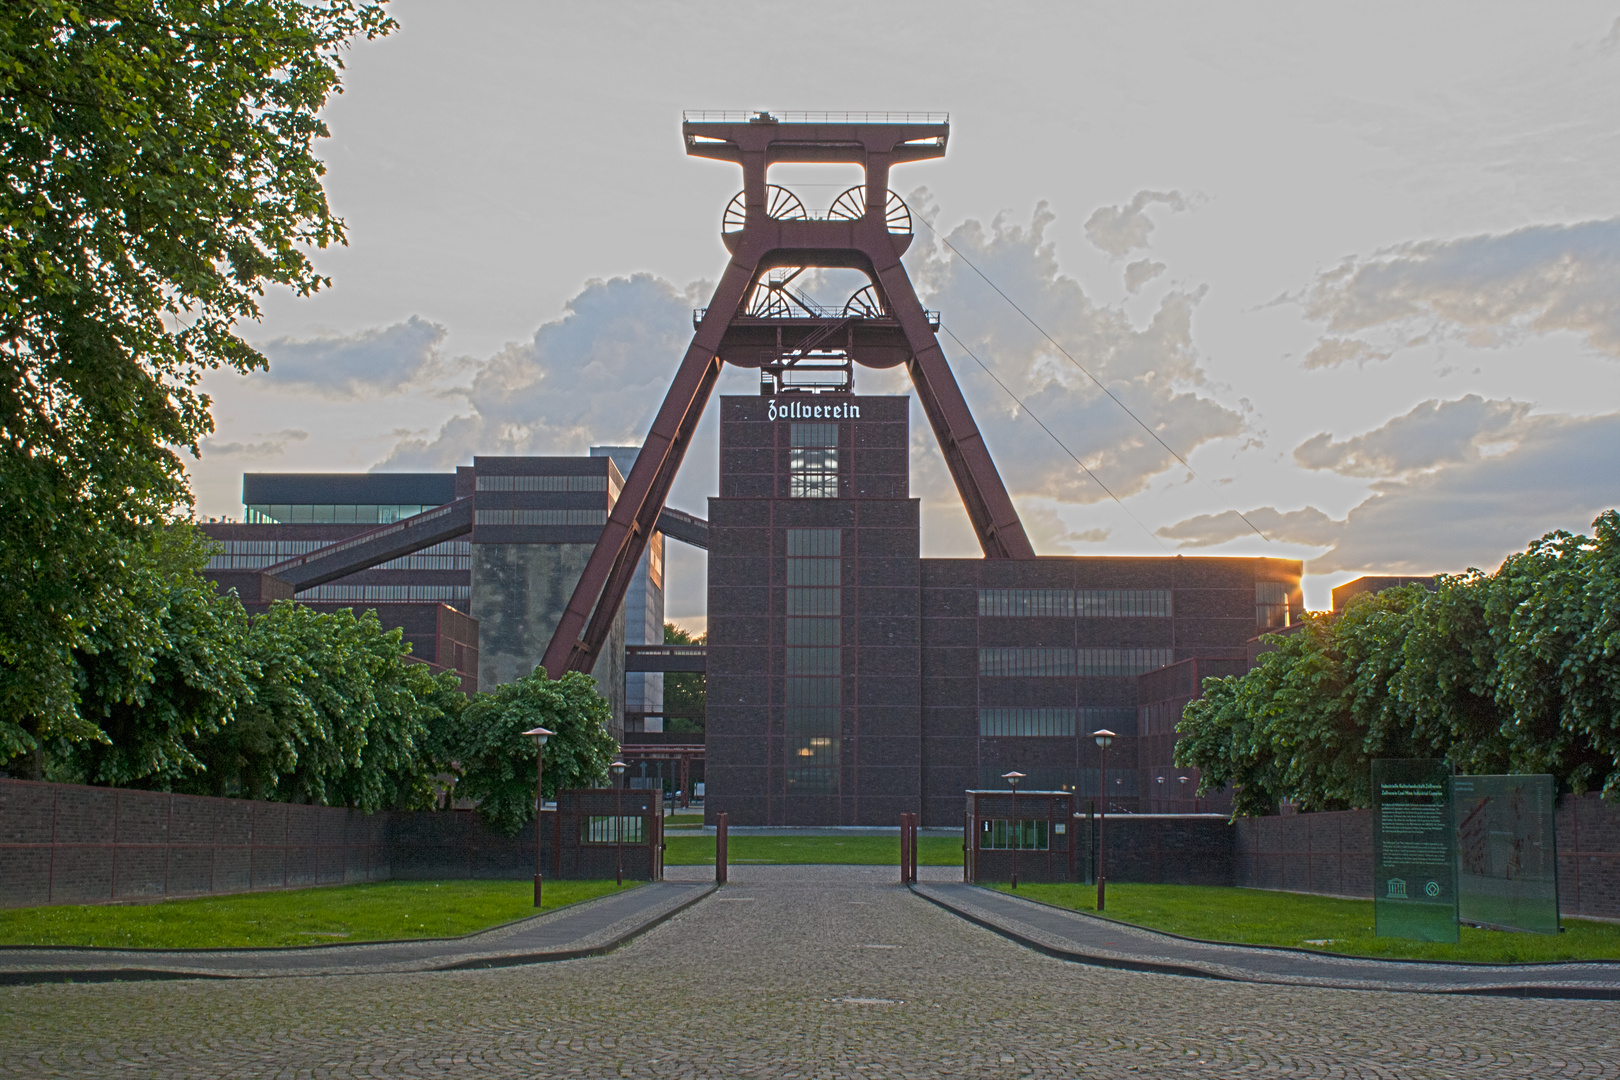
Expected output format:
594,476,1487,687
918,217,1271,543
938,323,1172,555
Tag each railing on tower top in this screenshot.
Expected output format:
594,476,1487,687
682,110,949,125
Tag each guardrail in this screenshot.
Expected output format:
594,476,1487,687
682,110,948,125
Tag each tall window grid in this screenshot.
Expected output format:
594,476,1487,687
785,528,840,794
789,422,839,498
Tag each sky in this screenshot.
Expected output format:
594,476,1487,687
189,1,1620,630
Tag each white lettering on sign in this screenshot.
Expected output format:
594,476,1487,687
767,399,861,423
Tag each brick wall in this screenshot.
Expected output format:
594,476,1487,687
1233,794,1620,919
0,779,386,907
0,779,660,909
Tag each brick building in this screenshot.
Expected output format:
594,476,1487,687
705,393,1303,827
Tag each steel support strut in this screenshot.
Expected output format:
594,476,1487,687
538,259,752,680
541,116,1035,677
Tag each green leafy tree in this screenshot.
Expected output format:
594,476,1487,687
450,669,618,836
44,523,251,787
185,602,457,812
662,621,705,734
0,0,394,770
1177,512,1620,812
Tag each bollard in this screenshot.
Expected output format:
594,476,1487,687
900,812,912,884
910,813,919,884
716,812,728,885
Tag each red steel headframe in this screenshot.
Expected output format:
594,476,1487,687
541,114,1035,678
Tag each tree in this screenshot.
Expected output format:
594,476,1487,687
43,523,251,787
663,621,705,733
449,669,619,836
1176,511,1620,812
0,0,394,768
33,522,464,813
183,601,458,812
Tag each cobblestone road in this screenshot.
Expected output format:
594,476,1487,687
2,865,1615,1079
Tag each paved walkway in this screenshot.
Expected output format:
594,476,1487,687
915,882,1620,1000
4,866,1618,1077
0,881,711,985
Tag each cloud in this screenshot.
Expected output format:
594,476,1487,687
255,316,449,398
1022,506,1112,551
1158,506,1343,549
1293,395,1532,478
1157,412,1620,575
906,199,1246,509
1312,413,1620,574
199,429,309,458
1123,259,1166,293
380,275,704,469
1299,218,1620,365
1084,190,1189,256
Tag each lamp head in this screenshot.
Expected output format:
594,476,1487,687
1092,728,1116,749
522,726,554,748
1001,770,1025,789
610,760,627,775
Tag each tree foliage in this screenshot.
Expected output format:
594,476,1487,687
27,523,465,814
662,621,705,733
0,0,393,771
449,668,620,836
1177,511,1620,814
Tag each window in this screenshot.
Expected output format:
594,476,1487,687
978,648,1174,677
980,819,1050,850
979,708,1077,737
580,816,645,844
978,588,1172,617
789,422,839,498
785,528,841,796
475,475,607,492
1256,581,1291,629
473,509,608,526
244,503,431,524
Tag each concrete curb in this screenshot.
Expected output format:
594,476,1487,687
0,882,716,986
911,883,1620,1000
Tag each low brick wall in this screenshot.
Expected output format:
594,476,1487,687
0,779,386,908
0,779,662,909
1233,794,1620,920
1233,809,1371,898
1091,815,1235,886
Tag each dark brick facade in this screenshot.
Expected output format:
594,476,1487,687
706,392,1305,828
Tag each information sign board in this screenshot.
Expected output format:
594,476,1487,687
1454,774,1559,935
1372,758,1458,942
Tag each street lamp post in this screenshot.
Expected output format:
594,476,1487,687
610,760,627,886
1179,774,1191,813
1002,771,1025,889
1093,729,1115,912
522,727,555,908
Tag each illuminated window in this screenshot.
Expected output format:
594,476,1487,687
1256,581,1291,629
785,528,840,795
789,422,839,498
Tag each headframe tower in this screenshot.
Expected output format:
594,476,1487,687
541,111,1035,678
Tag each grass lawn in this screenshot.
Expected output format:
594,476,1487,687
663,813,704,828
664,834,961,865
995,882,1620,963
0,879,635,951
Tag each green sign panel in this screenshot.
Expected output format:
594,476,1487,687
1372,759,1458,942
1454,774,1559,935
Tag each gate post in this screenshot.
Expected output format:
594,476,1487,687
716,812,728,885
